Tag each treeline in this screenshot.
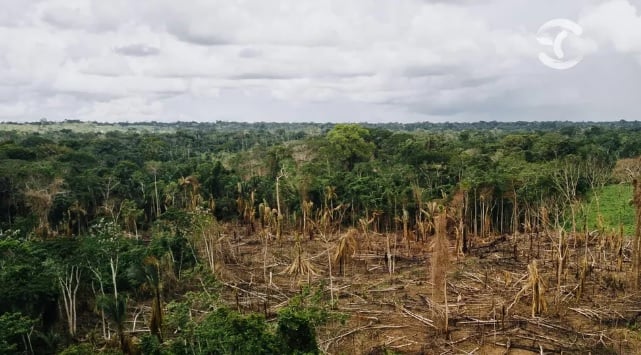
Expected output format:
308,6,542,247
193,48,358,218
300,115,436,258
9,118,641,133
1,122,640,240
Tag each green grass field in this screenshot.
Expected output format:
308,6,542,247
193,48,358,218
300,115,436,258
577,184,635,236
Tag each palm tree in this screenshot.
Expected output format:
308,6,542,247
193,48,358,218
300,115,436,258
323,186,338,224
119,199,142,238
179,175,201,211
100,295,128,353
126,256,165,343
145,161,162,218
67,200,86,236
143,256,163,342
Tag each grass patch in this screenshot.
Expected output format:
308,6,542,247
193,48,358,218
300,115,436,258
577,184,634,236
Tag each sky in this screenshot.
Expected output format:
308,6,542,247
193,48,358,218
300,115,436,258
0,0,640,123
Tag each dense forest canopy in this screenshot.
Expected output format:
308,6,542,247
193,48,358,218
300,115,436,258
1,120,640,354
1,120,639,236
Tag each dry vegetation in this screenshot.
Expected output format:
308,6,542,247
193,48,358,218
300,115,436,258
202,204,641,354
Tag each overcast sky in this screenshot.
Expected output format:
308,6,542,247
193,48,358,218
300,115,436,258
0,0,640,123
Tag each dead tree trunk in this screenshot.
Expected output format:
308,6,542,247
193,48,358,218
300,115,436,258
59,265,81,336
431,212,449,333
632,179,641,289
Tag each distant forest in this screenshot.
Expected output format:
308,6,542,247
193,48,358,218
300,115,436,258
1,120,640,238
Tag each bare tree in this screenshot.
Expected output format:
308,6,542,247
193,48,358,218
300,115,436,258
145,161,162,218
583,156,611,218
59,265,81,336
552,159,582,237
195,212,225,275
275,168,287,240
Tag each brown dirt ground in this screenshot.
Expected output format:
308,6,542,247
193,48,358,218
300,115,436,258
216,226,641,354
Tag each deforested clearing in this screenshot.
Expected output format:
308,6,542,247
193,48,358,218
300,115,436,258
3,121,641,354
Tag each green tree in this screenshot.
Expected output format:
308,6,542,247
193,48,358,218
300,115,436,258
277,287,336,355
193,308,279,354
0,312,35,354
326,124,375,170
0,238,57,319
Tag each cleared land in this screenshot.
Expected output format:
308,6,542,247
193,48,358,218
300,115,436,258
208,221,641,354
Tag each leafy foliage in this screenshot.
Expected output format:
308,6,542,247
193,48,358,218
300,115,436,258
0,238,57,319
0,312,35,354
277,287,337,355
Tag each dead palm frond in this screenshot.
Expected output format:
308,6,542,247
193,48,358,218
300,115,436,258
323,185,337,209
179,175,201,210
420,202,440,239
25,178,64,237
333,228,358,275
508,259,547,317
283,241,319,277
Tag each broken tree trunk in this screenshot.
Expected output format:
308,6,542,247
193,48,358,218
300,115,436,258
431,212,449,333
632,179,641,289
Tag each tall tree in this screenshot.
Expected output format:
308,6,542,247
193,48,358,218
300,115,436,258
326,124,375,171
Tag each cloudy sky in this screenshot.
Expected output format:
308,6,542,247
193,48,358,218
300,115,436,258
0,0,640,123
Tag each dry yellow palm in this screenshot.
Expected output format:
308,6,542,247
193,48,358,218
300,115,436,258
333,229,358,275
508,259,547,317
284,241,319,277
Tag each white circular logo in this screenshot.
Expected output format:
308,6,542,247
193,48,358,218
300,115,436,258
537,19,583,70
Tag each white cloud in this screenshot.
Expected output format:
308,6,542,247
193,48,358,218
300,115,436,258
0,102,28,118
580,0,641,55
114,44,160,57
78,96,164,121
0,0,639,122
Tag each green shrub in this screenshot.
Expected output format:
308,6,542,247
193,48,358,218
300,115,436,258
140,334,162,355
277,286,345,355
194,308,279,354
